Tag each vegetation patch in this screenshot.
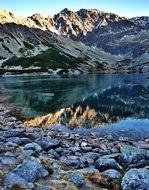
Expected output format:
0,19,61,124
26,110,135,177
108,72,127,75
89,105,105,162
2,44,12,53
2,46,82,70
23,41,35,50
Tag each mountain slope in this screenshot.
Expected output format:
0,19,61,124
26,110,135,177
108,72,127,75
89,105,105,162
0,9,149,74
0,22,117,75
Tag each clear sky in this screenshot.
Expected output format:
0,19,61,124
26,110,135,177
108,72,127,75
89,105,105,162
0,0,148,18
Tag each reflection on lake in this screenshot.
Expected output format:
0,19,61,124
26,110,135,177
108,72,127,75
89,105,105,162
0,74,149,125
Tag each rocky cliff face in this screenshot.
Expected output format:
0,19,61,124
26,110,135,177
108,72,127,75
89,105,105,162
0,9,149,74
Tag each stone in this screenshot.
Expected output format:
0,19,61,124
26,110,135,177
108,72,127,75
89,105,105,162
64,159,80,168
79,153,95,168
4,172,34,189
102,169,121,181
12,157,49,183
48,125,71,134
80,167,99,175
0,128,25,138
119,136,130,142
81,142,88,147
0,156,17,165
48,149,59,159
60,149,72,157
69,146,81,153
24,142,42,153
121,169,149,190
100,153,120,160
6,137,32,146
19,150,34,158
37,186,51,190
95,158,122,172
37,138,60,150
119,145,148,169
68,172,85,187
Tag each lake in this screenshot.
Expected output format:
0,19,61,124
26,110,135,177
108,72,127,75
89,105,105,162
0,73,149,128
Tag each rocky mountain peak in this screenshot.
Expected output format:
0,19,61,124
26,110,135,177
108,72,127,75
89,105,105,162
131,16,149,29
0,10,16,23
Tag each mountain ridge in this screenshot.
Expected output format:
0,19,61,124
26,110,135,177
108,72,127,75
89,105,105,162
0,8,149,74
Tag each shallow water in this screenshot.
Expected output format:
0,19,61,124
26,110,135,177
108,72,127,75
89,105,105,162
73,118,149,140
0,73,149,131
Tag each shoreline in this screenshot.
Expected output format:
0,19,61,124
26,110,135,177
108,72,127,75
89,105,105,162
0,101,149,189
1,70,149,78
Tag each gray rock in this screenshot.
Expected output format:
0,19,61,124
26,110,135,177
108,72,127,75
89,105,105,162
37,186,51,190
12,157,49,183
80,167,99,175
24,142,42,153
6,137,32,146
55,147,63,153
64,159,80,168
48,125,71,134
69,146,81,153
95,158,122,172
68,172,85,187
121,168,149,190
79,153,96,167
0,156,17,165
48,149,59,159
119,145,148,169
4,172,34,189
37,138,60,150
60,149,72,157
0,128,25,138
101,153,120,160
19,149,34,158
103,169,121,181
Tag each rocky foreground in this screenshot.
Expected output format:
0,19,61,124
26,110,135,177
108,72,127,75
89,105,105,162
0,103,149,190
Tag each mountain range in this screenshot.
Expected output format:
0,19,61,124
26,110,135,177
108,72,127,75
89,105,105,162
0,9,149,75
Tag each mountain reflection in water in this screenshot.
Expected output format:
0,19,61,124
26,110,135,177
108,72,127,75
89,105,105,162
0,73,149,128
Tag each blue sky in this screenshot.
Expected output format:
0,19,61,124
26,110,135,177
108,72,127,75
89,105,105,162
0,0,148,18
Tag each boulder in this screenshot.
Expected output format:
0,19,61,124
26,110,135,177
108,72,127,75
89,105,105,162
68,172,85,187
0,128,25,138
8,157,49,183
119,145,148,169
102,169,121,181
95,158,122,172
121,168,149,190
37,138,60,150
24,142,42,153
64,159,80,168
3,172,34,189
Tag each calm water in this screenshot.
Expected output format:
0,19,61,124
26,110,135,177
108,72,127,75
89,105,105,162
0,73,149,120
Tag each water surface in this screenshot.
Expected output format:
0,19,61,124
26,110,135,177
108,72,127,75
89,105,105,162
0,73,149,120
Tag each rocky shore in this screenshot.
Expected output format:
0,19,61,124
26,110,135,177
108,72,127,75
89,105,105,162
0,103,149,190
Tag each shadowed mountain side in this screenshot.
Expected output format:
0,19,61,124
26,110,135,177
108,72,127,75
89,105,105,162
25,84,149,128
0,23,119,75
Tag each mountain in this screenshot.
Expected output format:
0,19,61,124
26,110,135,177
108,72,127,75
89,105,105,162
0,9,149,74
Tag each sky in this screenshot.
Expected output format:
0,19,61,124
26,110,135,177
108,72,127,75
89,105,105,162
0,0,149,18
